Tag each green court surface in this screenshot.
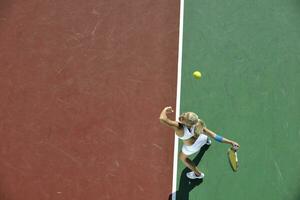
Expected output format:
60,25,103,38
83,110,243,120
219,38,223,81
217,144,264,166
176,0,300,199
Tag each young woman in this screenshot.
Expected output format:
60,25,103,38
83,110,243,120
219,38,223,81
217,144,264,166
159,106,240,179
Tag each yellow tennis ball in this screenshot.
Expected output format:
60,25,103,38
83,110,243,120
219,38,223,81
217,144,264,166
193,71,202,79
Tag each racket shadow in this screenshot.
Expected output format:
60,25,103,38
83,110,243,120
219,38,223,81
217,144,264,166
168,144,210,200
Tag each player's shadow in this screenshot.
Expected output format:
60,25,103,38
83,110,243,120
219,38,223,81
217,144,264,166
168,144,210,200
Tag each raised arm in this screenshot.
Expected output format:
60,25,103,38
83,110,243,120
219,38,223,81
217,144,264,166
203,127,240,149
159,106,179,130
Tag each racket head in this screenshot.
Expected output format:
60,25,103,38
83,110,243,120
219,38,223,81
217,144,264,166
228,147,239,172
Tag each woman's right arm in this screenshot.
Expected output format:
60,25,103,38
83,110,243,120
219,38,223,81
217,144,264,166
203,127,240,149
159,106,179,130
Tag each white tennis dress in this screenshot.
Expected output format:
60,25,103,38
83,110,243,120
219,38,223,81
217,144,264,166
178,124,208,156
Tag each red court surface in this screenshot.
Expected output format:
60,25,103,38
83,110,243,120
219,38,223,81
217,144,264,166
0,1,179,199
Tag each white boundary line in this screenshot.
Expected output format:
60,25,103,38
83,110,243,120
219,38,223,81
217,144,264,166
171,0,184,199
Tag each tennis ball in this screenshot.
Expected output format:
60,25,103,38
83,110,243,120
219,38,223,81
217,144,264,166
193,71,202,79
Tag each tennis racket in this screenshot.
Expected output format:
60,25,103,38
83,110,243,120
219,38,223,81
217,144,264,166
227,145,239,172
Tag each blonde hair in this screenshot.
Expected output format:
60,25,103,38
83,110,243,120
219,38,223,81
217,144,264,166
180,112,206,136
197,118,206,128
180,112,199,126
195,118,206,136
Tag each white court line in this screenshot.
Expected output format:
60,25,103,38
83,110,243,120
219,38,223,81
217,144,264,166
172,0,184,199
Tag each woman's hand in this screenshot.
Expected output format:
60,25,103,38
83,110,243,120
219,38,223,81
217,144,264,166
231,141,240,150
164,106,174,114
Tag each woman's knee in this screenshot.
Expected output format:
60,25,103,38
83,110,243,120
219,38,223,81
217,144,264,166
179,152,188,161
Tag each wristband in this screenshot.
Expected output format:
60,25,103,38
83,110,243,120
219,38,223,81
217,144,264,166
215,134,223,142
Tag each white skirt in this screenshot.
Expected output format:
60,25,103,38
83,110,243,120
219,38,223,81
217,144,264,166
181,134,208,156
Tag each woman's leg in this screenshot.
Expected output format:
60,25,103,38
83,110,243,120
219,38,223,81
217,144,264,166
179,152,202,176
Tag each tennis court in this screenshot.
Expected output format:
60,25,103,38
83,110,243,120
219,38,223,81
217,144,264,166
173,0,300,199
0,0,299,200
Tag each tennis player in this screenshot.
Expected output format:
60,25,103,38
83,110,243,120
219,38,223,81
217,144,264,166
159,106,240,179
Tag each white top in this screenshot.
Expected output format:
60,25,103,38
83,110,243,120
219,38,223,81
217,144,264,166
178,124,195,140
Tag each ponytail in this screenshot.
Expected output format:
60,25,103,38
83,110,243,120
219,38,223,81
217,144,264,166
194,119,206,136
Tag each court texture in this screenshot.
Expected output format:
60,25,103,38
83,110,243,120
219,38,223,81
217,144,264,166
0,0,299,200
